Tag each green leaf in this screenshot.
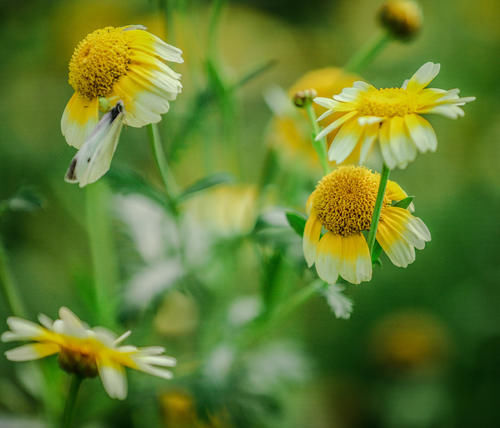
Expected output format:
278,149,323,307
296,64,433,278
392,196,414,209
285,211,307,237
177,173,234,201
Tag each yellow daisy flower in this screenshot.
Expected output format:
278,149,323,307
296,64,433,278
62,25,183,187
2,307,176,400
303,166,430,284
314,62,475,169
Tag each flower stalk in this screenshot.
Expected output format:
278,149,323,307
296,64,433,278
86,182,118,328
367,164,391,257
147,123,178,215
61,375,83,428
0,237,26,318
344,31,392,73
304,101,330,175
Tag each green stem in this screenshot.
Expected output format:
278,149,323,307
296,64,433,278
305,102,330,175
237,280,326,350
367,164,390,257
86,182,118,328
208,0,226,58
147,123,178,215
61,376,82,428
344,31,392,73
0,236,26,317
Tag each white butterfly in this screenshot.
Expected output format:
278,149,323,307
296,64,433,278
65,100,125,187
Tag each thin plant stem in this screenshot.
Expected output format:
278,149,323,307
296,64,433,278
208,0,226,59
305,102,330,175
61,375,83,428
344,31,392,73
0,237,26,317
86,182,118,328
366,164,391,257
147,123,178,215
237,280,327,350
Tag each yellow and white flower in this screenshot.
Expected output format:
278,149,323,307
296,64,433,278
303,166,430,284
314,62,475,169
2,307,176,400
62,25,183,187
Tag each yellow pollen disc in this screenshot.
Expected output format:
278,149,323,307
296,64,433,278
69,27,131,100
357,88,415,117
312,166,390,236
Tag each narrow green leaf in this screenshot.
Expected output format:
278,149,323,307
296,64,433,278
392,195,415,209
285,211,307,237
178,173,234,201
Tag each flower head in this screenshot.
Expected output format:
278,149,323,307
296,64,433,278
314,62,475,169
378,0,423,40
303,166,430,284
2,307,176,400
62,25,183,187
267,67,360,170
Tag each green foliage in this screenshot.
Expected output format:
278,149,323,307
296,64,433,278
285,211,307,237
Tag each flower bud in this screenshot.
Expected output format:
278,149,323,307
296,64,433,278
378,0,423,40
293,88,318,108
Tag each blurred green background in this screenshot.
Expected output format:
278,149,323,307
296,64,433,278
0,0,499,427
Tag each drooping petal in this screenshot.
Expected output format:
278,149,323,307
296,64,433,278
98,360,128,400
378,120,398,169
389,116,417,167
328,116,363,163
303,213,322,267
61,94,99,149
315,232,342,284
376,207,430,267
404,114,437,152
339,233,372,284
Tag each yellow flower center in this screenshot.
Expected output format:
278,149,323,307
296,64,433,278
357,88,415,117
69,27,131,100
312,166,389,236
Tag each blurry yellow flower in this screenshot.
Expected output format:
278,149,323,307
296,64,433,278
371,311,450,369
303,166,430,284
62,25,183,186
378,0,423,40
268,67,360,170
161,391,228,428
314,62,475,169
2,307,176,400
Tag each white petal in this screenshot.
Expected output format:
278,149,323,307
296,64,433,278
58,307,88,338
316,111,357,141
407,62,441,91
98,363,128,400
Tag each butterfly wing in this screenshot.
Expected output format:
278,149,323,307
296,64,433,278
65,101,125,187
